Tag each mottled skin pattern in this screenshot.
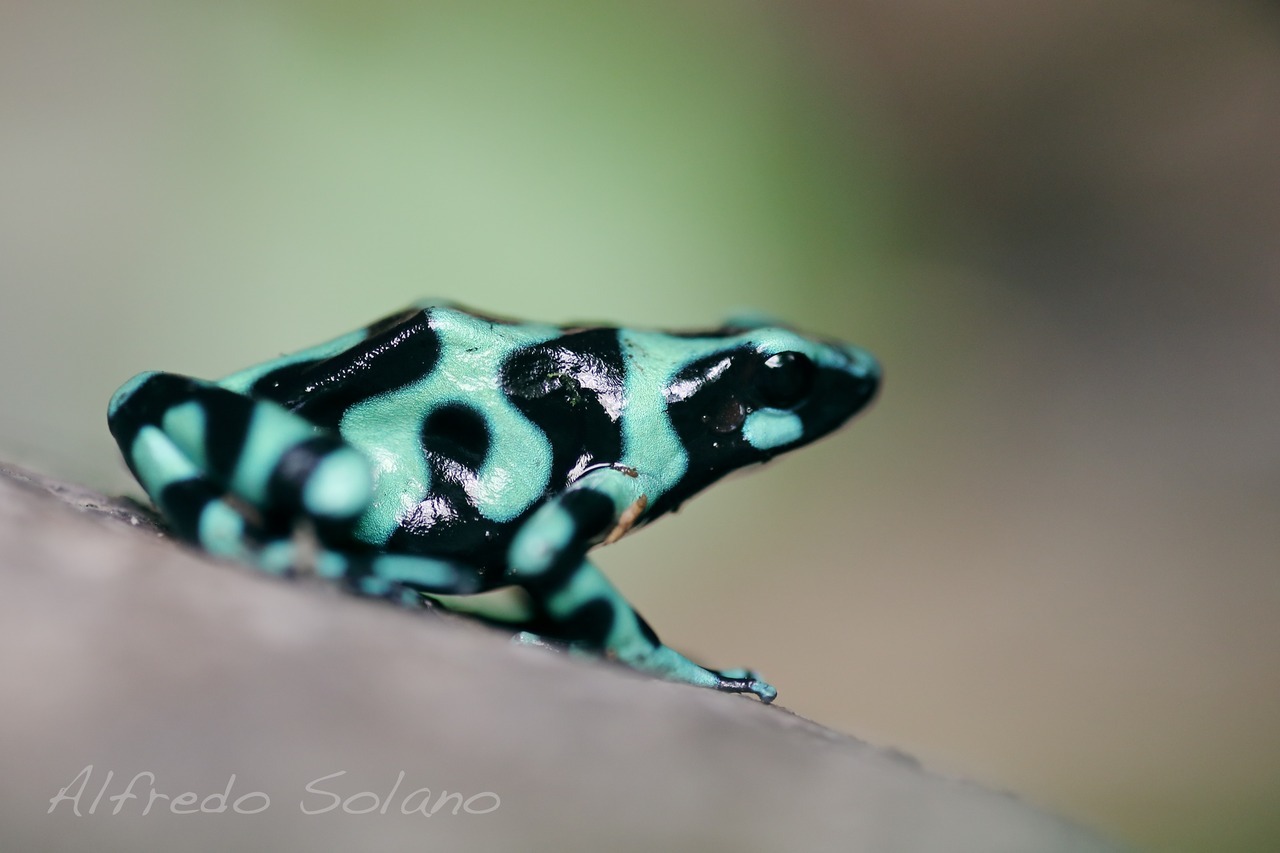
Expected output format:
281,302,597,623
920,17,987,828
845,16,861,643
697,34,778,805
108,303,880,702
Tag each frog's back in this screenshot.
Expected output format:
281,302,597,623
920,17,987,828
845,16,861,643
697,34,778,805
212,303,878,576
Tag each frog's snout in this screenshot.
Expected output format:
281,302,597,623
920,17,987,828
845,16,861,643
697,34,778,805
841,345,881,411
843,345,880,382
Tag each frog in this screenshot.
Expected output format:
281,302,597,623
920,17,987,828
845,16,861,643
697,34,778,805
107,302,880,703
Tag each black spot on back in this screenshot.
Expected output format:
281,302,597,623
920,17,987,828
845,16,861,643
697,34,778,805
421,404,490,471
387,403,503,576
500,329,625,489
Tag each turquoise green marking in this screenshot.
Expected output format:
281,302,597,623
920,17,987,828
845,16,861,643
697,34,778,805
616,328,696,500
160,401,209,471
576,468,645,515
130,426,199,494
508,503,576,576
256,541,297,576
197,500,248,558
302,448,372,520
315,550,349,580
371,554,459,590
743,409,803,450
229,403,321,506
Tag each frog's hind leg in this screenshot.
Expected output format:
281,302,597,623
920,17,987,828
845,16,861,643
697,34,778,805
107,371,479,599
109,371,371,529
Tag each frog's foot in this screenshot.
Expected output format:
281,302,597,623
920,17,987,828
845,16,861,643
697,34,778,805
619,646,777,703
511,630,565,652
705,667,778,704
514,631,777,703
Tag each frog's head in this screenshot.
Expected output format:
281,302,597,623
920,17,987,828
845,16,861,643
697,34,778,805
657,323,879,508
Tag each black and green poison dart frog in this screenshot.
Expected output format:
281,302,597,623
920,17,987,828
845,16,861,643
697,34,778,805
107,302,879,703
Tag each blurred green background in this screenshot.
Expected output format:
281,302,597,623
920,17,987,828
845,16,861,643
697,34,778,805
3,1,1278,850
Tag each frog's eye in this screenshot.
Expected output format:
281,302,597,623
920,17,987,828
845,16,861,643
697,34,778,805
757,351,815,410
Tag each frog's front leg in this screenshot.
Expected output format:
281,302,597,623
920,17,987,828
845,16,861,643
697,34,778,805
107,371,479,599
504,471,777,703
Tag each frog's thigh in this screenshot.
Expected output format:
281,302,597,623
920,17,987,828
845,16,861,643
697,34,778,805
109,371,372,525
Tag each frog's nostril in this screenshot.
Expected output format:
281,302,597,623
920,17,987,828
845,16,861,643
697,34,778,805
843,350,881,410
854,374,878,404
844,347,881,382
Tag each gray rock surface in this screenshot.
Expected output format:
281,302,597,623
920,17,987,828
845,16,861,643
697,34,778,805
0,463,1119,852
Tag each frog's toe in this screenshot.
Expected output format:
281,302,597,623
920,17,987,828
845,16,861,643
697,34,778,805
511,631,564,652
752,680,779,704
713,668,777,703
